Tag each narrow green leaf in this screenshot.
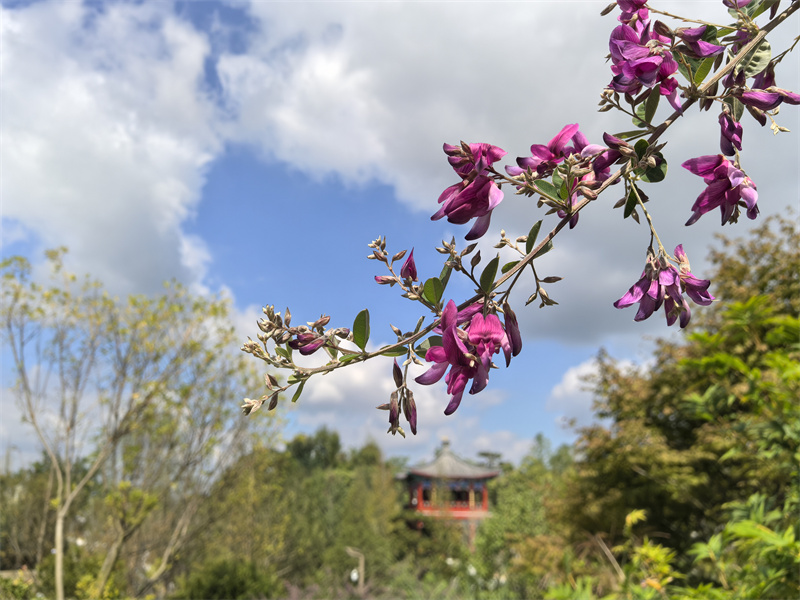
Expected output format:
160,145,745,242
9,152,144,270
422,277,444,305
694,55,715,85
624,187,638,219
501,260,520,274
379,347,407,357
615,129,648,140
644,84,661,123
633,102,648,128
525,221,543,254
439,264,452,291
480,255,500,293
353,309,370,350
275,347,291,360
291,380,306,403
533,240,553,259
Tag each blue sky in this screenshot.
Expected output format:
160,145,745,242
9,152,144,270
2,0,798,469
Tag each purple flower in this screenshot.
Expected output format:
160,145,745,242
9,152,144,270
682,154,758,225
400,248,417,280
614,247,712,328
739,88,800,111
374,275,396,285
614,251,683,325
731,62,800,112
675,26,725,58
719,110,743,155
616,0,649,24
723,0,752,7
433,176,503,240
608,21,678,98
416,300,519,415
434,143,506,240
506,124,581,177
674,245,715,307
288,332,327,355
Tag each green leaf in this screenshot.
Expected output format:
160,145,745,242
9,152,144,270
439,264,452,291
533,240,553,259
750,0,780,19
633,102,648,128
339,353,361,364
480,255,500,293
534,181,558,200
275,346,292,361
291,380,306,403
640,152,668,183
644,84,661,123
552,170,564,191
694,55,715,85
634,139,649,160
624,187,639,219
738,39,772,79
422,277,444,305
525,220,543,254
379,347,407,357
353,309,370,350
501,260,520,274
614,129,647,140
728,521,786,546
729,97,745,122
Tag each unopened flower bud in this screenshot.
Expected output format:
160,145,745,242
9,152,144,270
392,359,404,389
404,390,417,435
313,315,331,328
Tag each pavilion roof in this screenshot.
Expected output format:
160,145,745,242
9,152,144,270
405,440,499,480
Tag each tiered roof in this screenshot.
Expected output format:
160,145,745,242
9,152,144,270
405,440,499,480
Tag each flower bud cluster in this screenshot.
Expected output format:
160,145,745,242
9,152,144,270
376,359,417,437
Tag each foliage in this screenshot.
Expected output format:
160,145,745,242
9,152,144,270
173,559,283,600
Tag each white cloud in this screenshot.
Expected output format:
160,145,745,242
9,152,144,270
1,1,221,295
546,358,600,429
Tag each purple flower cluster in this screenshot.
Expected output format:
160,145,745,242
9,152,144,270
507,124,615,229
682,154,758,225
608,14,681,110
614,246,714,328
415,300,521,415
432,143,507,240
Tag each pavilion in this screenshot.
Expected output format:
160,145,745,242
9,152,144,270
400,440,500,541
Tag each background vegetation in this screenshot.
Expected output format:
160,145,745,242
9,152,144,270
1,215,797,599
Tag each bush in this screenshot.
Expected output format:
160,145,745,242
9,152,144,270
174,559,284,600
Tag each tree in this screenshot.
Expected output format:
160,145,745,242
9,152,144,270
559,215,799,594
1,249,267,600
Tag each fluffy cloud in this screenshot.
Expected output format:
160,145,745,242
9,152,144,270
1,1,221,295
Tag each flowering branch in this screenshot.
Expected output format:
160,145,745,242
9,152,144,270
242,0,799,436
